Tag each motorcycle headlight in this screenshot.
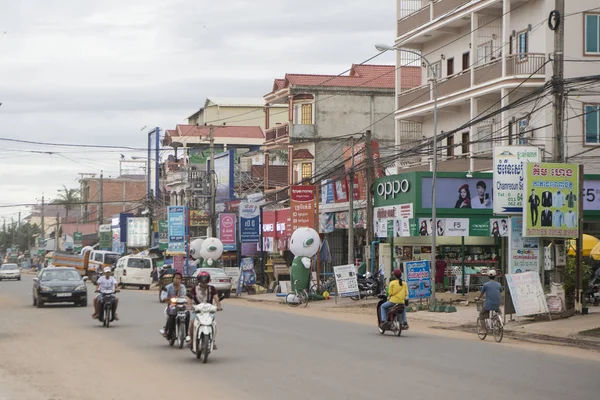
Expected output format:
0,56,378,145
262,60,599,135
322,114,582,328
75,285,86,291
40,286,53,292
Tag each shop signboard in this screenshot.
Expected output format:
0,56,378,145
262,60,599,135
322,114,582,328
508,217,540,274
505,272,549,317
417,218,469,237
158,220,168,251
239,202,260,243
523,163,580,238
173,255,184,275
321,179,335,204
582,180,600,210
405,260,431,300
335,211,349,229
237,258,256,294
99,224,112,250
375,204,413,238
493,146,541,214
333,264,359,298
167,206,186,254
73,232,82,253
374,175,413,207
333,178,349,203
127,217,150,248
421,177,493,210
218,213,237,251
189,210,209,227
290,185,315,231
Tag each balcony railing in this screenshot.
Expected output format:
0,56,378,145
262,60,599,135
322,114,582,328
473,59,502,85
436,70,470,97
506,53,546,76
433,0,470,19
397,0,471,37
265,123,289,142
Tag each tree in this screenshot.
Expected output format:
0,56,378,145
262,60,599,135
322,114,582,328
53,185,80,220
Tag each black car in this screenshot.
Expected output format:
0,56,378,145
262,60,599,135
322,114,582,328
33,267,88,308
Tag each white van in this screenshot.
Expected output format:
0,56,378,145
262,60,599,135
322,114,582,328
113,256,153,290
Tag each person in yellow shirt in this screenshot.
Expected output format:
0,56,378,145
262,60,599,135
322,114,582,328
379,269,409,329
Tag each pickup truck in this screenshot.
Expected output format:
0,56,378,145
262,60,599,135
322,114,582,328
53,250,121,284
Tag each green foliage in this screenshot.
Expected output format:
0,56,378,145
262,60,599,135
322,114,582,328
564,256,594,298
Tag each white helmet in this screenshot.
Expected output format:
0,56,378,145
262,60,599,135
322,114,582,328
103,267,112,273
488,269,497,277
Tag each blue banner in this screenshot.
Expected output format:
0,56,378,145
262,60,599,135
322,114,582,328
405,260,432,300
239,202,260,243
168,206,186,253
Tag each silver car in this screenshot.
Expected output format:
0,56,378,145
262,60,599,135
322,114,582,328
192,268,232,298
0,263,21,281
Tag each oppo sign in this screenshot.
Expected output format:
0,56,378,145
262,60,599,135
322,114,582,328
376,179,410,199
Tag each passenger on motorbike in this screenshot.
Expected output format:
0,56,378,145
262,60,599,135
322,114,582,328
379,269,408,329
159,272,187,337
186,271,222,349
92,267,119,320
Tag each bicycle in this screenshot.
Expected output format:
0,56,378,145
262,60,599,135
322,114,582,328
310,275,337,296
476,300,503,342
285,280,309,307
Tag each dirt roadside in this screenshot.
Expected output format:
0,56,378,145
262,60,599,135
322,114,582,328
228,297,600,362
0,294,235,400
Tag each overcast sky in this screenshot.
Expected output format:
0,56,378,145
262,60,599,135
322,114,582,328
0,0,395,221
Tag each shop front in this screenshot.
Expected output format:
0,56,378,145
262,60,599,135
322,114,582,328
374,172,509,293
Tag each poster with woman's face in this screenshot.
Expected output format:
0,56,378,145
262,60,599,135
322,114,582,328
421,177,494,209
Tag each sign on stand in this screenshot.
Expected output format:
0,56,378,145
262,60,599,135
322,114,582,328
236,258,256,296
505,271,549,317
333,264,359,299
405,260,431,300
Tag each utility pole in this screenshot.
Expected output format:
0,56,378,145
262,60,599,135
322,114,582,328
365,130,374,273
55,212,60,252
209,126,217,237
99,170,104,225
41,196,45,240
551,0,565,162
348,137,355,266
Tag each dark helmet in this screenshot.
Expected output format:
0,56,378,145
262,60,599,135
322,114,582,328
392,269,403,279
197,271,210,285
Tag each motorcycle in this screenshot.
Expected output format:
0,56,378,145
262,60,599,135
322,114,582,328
190,303,218,363
97,289,119,328
351,270,386,301
376,294,405,336
584,283,600,306
165,296,189,349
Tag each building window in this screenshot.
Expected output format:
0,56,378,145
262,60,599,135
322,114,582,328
476,41,492,65
475,125,493,152
446,135,454,157
447,58,454,76
301,163,313,180
461,132,469,154
585,104,600,144
462,52,470,71
517,30,528,59
428,61,441,79
301,104,313,124
585,14,600,55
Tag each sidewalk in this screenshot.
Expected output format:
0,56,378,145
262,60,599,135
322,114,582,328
231,292,600,349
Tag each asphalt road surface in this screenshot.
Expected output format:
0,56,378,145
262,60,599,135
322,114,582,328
1,275,598,400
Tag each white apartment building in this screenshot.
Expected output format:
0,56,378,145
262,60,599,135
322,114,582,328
393,0,600,173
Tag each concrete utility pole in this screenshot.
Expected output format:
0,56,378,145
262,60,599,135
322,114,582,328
209,126,217,237
41,196,45,239
99,170,104,225
365,130,374,272
348,137,355,266
551,0,565,163
55,212,60,252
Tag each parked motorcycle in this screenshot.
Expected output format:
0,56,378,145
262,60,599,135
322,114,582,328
190,303,218,363
166,296,189,348
585,283,599,306
351,270,386,301
97,289,119,328
376,294,404,336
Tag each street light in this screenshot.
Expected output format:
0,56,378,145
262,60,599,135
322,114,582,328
375,43,439,306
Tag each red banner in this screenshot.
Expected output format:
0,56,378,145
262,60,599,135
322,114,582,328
218,213,236,249
276,209,291,239
291,185,315,232
342,140,383,201
262,211,276,238
333,178,349,203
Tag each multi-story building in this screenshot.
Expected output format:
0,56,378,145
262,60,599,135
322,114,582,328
393,0,600,172
263,63,421,190
187,97,287,129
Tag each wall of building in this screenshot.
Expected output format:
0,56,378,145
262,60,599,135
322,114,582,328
192,105,287,129
81,178,147,224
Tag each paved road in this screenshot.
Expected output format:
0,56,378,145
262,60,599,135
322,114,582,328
0,275,598,400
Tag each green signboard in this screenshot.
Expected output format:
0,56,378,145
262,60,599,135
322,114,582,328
99,224,112,250
73,232,83,253
158,220,168,251
374,174,417,208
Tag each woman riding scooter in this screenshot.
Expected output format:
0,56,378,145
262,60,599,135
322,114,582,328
379,269,409,330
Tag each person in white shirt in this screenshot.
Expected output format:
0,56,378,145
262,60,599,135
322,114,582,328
471,181,492,209
500,219,508,236
93,267,120,320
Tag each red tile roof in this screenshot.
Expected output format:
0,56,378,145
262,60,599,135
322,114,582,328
163,125,265,145
266,64,421,96
292,149,314,160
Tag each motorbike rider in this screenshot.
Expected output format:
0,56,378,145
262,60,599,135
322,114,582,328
92,266,119,320
186,271,222,349
159,271,187,337
379,269,408,329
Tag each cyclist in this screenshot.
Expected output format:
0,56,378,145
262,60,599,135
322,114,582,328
475,269,503,332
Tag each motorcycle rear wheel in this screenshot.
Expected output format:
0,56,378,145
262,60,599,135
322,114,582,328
177,322,185,349
394,319,402,337
201,335,209,364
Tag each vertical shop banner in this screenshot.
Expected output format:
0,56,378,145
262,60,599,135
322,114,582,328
290,185,315,231
321,179,335,204
158,220,168,251
405,260,432,300
333,178,349,203
218,213,237,251
493,146,540,214
505,272,549,317
99,224,112,250
320,213,335,233
508,217,540,274
73,232,82,253
237,258,256,293
173,255,184,275
523,163,580,238
167,206,186,254
239,202,260,243
333,264,360,298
